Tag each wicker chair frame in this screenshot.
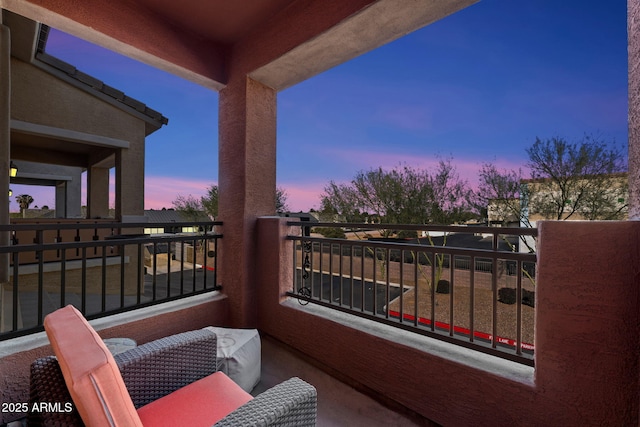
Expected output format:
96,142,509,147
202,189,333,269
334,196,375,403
28,329,316,426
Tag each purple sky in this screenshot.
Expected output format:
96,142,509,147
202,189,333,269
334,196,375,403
11,0,628,213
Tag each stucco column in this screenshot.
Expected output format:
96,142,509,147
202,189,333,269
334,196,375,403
0,23,10,283
115,143,145,296
218,77,277,328
87,166,110,218
535,221,639,424
115,143,145,222
629,0,640,219
54,182,67,218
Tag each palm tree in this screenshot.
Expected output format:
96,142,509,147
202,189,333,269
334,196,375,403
15,194,34,218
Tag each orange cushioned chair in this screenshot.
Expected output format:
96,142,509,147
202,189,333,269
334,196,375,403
35,305,316,426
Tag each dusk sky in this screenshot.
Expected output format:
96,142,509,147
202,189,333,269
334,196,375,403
12,0,627,213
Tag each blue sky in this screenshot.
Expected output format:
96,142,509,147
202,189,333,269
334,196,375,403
12,0,627,212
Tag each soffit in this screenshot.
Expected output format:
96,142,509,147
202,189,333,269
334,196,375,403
131,0,296,44
10,133,114,168
10,121,121,167
2,0,478,90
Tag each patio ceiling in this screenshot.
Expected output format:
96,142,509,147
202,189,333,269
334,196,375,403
2,0,478,91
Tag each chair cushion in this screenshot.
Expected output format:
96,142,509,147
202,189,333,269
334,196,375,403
137,371,253,427
44,305,143,427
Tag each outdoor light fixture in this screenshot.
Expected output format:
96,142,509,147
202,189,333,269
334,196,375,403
9,161,17,178
8,189,12,197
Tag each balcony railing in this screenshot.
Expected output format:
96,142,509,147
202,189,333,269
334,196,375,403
288,222,537,365
0,220,222,340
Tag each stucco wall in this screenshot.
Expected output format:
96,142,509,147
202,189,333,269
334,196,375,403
256,217,639,426
10,58,147,222
11,58,144,142
218,77,277,328
630,0,640,220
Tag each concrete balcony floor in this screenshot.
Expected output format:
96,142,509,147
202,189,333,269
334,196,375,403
255,335,435,427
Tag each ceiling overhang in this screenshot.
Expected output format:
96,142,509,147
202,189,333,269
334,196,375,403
10,120,125,167
0,0,478,91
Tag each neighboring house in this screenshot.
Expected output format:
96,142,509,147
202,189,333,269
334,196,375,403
487,198,520,227
520,173,628,224
11,161,84,217
485,173,629,253
5,11,168,221
0,11,169,308
20,207,55,219
144,208,211,234
280,211,320,223
487,173,628,229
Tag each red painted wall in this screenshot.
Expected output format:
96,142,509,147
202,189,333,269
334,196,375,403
256,217,639,426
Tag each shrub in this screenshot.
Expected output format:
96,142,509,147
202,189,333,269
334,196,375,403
313,227,346,239
498,287,517,304
436,279,450,294
498,287,535,307
522,289,535,307
397,229,418,239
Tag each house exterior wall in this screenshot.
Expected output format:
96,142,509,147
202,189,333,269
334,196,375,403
11,59,143,142
7,57,148,294
256,217,639,426
10,57,147,223
522,174,628,222
87,166,110,219
0,24,11,283
487,198,519,225
629,0,640,220
12,160,84,217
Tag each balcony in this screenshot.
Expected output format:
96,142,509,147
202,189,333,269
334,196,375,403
0,217,638,426
0,1,639,425
258,335,426,426
0,220,221,339
288,222,537,366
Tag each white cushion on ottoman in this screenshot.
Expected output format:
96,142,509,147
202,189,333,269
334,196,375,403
204,326,261,392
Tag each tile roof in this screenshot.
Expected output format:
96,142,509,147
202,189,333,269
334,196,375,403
144,209,210,223
35,24,169,127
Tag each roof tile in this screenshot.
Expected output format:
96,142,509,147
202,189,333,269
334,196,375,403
73,70,103,90
101,84,125,101
35,24,168,127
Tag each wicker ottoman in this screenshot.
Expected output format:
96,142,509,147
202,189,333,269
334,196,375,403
204,326,261,392
103,337,137,355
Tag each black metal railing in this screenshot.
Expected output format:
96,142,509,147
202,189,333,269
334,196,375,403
0,220,221,340
288,222,537,366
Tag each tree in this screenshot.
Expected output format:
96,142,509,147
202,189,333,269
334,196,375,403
477,136,628,223
201,185,218,219
319,181,358,221
15,194,34,218
426,160,475,225
172,194,203,223
319,161,473,284
525,135,627,221
197,184,290,219
275,187,290,214
475,163,527,226
319,160,473,234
